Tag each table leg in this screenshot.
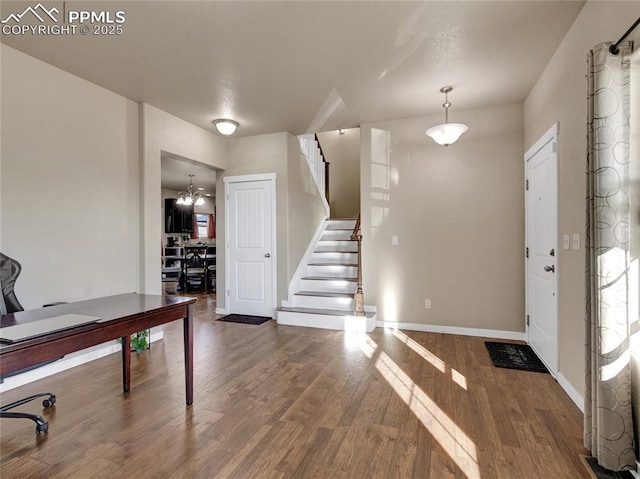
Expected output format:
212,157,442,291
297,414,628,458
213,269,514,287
184,304,194,405
121,335,130,393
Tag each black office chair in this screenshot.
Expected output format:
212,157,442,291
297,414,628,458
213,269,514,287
0,252,56,435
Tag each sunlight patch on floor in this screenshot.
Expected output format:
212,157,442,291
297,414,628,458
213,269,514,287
374,351,481,479
393,329,445,372
451,368,468,390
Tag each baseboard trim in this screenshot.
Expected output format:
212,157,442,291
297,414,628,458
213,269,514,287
557,372,584,413
375,321,526,341
0,330,164,393
215,307,228,315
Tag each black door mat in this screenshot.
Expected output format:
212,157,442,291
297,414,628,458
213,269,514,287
217,314,272,325
580,455,635,479
484,341,549,373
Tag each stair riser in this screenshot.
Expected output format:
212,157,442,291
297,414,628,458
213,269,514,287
277,311,375,332
294,295,354,310
311,252,357,264
301,279,357,293
316,241,358,252
307,265,358,277
326,220,357,230
321,231,352,241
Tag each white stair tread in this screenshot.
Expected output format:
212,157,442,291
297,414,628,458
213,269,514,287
301,276,357,282
277,306,375,318
295,290,353,298
308,262,358,267
314,249,358,254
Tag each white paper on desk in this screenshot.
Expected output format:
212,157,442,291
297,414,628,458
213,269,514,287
0,314,101,343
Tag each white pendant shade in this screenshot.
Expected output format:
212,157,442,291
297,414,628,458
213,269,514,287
213,119,239,136
425,123,468,147
426,86,468,147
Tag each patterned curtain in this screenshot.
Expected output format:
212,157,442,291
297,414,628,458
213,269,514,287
191,214,199,240
585,41,636,471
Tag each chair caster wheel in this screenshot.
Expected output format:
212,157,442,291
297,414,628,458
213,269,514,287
36,422,49,435
42,395,56,408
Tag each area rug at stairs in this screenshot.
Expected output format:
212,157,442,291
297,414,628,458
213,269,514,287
484,341,549,373
217,314,272,325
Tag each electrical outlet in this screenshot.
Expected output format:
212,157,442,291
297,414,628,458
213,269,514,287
424,299,431,309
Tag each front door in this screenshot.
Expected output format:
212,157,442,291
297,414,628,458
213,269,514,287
225,175,275,317
525,124,558,375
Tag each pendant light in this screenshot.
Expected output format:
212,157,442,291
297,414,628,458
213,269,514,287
176,175,205,206
426,86,468,147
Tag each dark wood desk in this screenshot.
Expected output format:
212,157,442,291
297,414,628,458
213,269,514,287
0,294,196,405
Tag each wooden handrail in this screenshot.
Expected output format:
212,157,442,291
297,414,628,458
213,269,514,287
315,134,330,205
351,213,364,316
350,214,361,241
324,161,330,204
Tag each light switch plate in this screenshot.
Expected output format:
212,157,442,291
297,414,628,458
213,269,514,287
572,234,580,251
392,235,398,246
563,234,570,250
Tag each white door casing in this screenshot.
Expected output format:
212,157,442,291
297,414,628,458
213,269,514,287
224,174,276,317
525,123,559,375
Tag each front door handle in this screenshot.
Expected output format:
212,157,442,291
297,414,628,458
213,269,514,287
544,265,555,273
264,253,271,258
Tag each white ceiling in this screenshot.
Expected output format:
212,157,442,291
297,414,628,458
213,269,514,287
160,152,217,193
1,1,585,138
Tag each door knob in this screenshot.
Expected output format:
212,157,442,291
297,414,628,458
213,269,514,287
544,265,555,273
264,253,271,258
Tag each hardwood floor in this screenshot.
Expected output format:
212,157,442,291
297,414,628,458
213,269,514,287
1,291,590,478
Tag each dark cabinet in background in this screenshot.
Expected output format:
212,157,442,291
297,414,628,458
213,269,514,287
164,198,194,233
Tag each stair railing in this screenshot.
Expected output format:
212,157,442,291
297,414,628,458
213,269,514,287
298,134,330,205
316,134,330,205
351,213,364,316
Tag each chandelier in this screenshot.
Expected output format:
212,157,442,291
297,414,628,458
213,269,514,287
176,175,205,206
425,86,468,147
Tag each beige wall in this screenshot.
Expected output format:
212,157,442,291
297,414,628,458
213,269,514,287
216,133,289,311
524,0,640,402
286,134,329,281
1,45,140,309
317,128,361,219
216,132,327,313
140,104,226,294
361,103,524,333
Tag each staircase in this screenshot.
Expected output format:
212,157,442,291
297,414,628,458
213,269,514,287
276,219,376,332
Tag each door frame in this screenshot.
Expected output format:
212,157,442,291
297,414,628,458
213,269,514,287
223,173,277,316
524,122,559,376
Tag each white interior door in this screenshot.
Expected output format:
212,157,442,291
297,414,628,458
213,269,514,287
225,175,275,317
525,124,558,374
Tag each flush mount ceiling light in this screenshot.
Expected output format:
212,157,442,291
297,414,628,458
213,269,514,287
425,86,468,147
212,118,239,136
177,174,205,206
